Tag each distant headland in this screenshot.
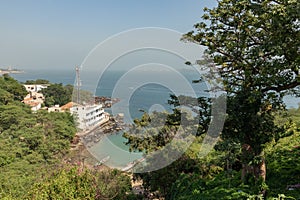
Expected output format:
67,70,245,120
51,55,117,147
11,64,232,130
0,66,24,75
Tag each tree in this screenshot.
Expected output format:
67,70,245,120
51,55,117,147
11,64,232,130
41,83,93,107
0,74,27,101
123,95,212,197
26,167,134,200
0,88,13,105
124,95,211,153
184,0,299,189
25,79,50,84
41,83,72,107
0,105,31,131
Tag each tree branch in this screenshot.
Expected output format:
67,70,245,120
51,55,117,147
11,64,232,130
262,81,300,93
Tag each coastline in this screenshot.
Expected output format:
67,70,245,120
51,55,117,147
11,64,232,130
0,70,25,75
76,112,128,147
70,113,129,165
72,112,144,171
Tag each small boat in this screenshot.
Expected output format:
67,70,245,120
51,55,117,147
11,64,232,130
94,156,110,166
121,162,135,171
121,157,145,171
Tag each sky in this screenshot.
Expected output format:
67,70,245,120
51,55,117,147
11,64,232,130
0,0,217,70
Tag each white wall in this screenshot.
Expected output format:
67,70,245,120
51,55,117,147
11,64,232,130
71,104,105,130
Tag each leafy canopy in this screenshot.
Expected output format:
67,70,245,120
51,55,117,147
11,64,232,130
184,0,299,168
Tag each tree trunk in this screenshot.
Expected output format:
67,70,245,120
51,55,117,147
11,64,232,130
241,158,266,182
254,158,266,182
255,158,267,197
241,152,267,197
241,144,254,182
241,163,254,182
241,144,266,182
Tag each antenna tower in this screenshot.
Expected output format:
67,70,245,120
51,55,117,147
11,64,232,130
75,66,81,104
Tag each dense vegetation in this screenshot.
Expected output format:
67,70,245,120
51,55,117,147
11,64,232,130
0,0,299,199
0,75,76,198
26,167,134,200
0,75,135,200
184,0,299,185
40,83,93,107
124,0,300,199
41,83,74,107
24,79,50,84
0,74,27,103
124,98,300,199
1,74,299,199
169,109,300,199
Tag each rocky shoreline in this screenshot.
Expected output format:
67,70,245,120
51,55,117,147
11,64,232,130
81,115,130,147
68,117,121,170
68,115,155,199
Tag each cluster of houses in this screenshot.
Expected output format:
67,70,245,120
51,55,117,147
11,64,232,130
22,84,109,131
23,84,48,111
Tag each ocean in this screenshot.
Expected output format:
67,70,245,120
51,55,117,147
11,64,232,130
11,68,300,109
11,68,210,169
12,68,210,120
10,68,300,169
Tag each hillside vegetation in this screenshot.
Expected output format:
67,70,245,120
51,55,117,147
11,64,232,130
0,75,135,200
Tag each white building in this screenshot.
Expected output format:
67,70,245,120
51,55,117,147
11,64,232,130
22,92,44,111
24,92,45,103
22,98,42,112
30,102,42,112
70,104,106,130
48,105,61,112
24,84,48,93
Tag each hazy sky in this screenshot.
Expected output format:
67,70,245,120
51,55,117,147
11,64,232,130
0,0,217,70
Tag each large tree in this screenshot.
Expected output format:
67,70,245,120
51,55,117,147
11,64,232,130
41,83,73,107
184,0,299,187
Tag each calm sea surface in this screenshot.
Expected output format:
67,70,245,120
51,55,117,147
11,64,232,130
11,68,300,168
11,68,299,109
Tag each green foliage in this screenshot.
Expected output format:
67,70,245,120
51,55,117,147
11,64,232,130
0,110,77,199
169,133,300,199
41,83,73,107
125,104,300,199
169,119,300,199
0,104,31,131
0,74,27,101
265,129,300,198
124,94,217,198
184,0,300,188
0,88,13,105
0,76,142,200
126,0,300,196
169,171,254,200
135,153,201,198
288,106,300,130
73,88,94,104
0,77,78,199
24,79,50,84
41,83,94,106
124,95,211,153
26,167,133,200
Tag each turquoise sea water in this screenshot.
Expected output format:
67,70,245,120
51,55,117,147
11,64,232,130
88,133,142,169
